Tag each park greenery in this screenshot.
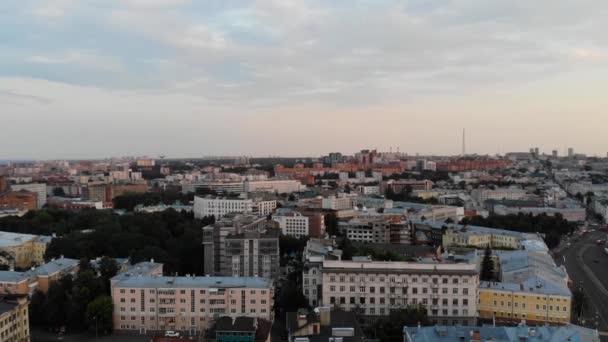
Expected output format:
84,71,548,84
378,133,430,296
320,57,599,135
0,208,215,275
29,257,117,334
461,213,576,249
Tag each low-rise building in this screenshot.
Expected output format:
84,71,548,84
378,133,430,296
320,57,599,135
478,248,571,325
244,180,304,194
404,324,599,342
0,231,53,269
321,260,479,325
0,296,30,342
111,276,274,336
0,256,79,295
194,196,277,220
338,216,412,244
273,209,309,238
203,316,272,342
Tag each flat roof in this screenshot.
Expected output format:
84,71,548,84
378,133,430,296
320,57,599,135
0,231,38,247
113,276,273,289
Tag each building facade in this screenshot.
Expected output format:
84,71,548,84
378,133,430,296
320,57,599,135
321,260,478,326
194,196,277,220
0,296,30,342
273,211,309,238
111,276,274,336
10,183,47,209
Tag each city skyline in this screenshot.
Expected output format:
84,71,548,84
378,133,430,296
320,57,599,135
2,1,608,159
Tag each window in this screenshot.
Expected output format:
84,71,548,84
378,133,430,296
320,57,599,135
453,288,458,294
453,299,458,306
442,278,448,284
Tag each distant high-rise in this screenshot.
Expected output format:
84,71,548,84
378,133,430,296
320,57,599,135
568,147,574,158
552,150,558,158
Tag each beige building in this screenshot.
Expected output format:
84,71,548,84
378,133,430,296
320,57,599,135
0,296,30,342
321,260,479,326
0,257,79,295
111,276,274,336
0,231,52,269
442,225,522,250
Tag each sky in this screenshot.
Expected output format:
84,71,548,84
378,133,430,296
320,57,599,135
1,0,608,159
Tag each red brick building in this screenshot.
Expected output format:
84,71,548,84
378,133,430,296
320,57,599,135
0,190,38,211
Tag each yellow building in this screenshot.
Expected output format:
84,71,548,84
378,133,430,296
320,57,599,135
442,225,521,250
0,296,30,342
0,232,52,269
479,286,571,325
478,249,571,325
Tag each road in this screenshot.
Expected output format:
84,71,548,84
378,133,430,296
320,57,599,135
555,229,608,336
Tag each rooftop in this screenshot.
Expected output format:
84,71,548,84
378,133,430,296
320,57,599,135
403,324,599,342
112,275,273,289
0,231,38,247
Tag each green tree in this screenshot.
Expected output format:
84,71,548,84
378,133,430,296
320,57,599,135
86,296,114,335
480,245,495,281
53,187,66,197
98,257,119,280
368,306,429,342
324,212,340,236
29,290,48,326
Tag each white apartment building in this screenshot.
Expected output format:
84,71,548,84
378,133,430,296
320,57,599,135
471,188,527,203
302,239,342,307
273,211,309,238
193,196,276,219
10,183,47,208
322,196,353,211
244,180,304,194
321,260,478,326
111,276,274,336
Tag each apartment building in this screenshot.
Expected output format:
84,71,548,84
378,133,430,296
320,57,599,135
0,190,37,212
10,183,47,209
184,181,246,195
203,214,279,279
383,179,434,192
225,229,280,279
302,239,342,307
194,196,277,220
321,196,353,211
338,216,412,244
321,260,478,325
0,231,52,269
471,188,527,203
272,210,309,238
111,276,274,336
244,180,304,194
0,296,30,342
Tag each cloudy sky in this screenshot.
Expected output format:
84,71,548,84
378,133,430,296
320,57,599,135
2,0,608,159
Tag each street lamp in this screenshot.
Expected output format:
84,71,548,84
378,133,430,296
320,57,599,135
93,315,98,341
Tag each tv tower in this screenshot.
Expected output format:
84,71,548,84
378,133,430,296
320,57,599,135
462,128,466,156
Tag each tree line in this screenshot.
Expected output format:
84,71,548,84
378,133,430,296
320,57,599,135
0,208,215,275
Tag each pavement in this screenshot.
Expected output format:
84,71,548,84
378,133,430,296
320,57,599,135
554,229,608,340
31,329,162,342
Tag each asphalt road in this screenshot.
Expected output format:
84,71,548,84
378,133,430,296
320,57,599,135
555,230,608,337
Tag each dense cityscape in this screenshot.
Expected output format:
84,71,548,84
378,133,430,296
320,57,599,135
0,149,607,342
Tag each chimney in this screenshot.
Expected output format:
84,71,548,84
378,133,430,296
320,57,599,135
298,314,308,328
470,330,481,342
319,307,331,327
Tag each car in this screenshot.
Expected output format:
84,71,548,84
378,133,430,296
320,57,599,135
164,331,180,338
593,259,599,263
566,243,571,247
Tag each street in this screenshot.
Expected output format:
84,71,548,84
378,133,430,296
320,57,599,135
555,229,608,339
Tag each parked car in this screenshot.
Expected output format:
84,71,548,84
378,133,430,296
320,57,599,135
165,331,180,338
